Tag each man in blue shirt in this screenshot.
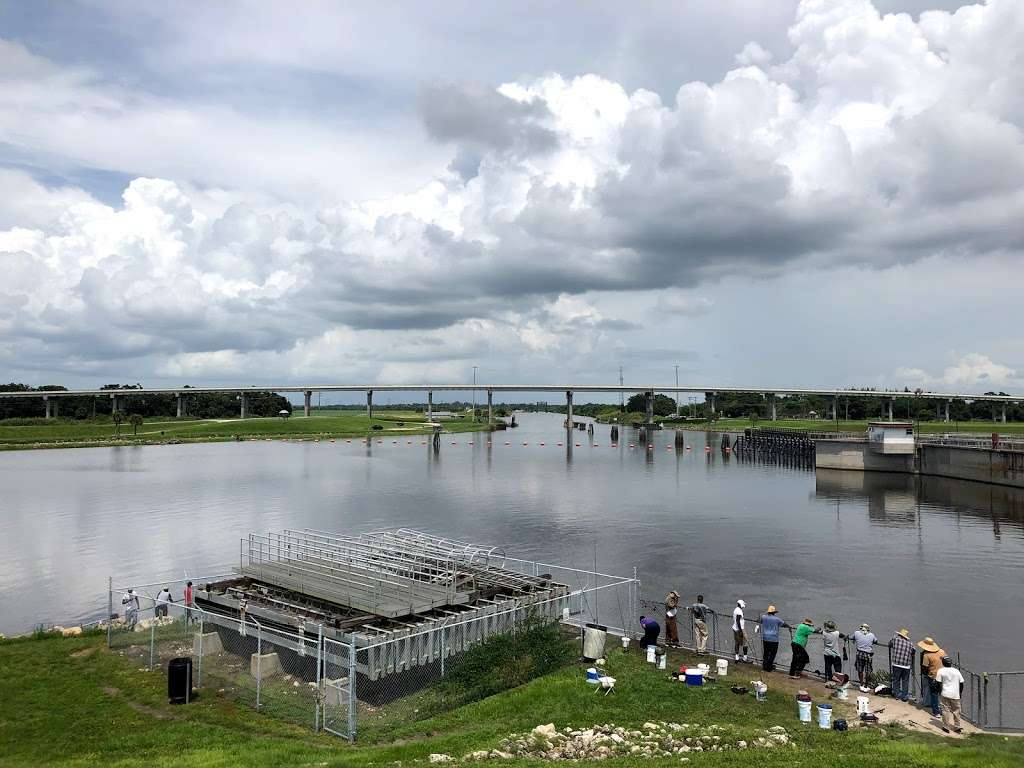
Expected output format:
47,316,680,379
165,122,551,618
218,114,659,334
639,615,661,649
756,605,788,672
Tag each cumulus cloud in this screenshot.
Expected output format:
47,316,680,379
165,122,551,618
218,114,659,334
2,0,1024,383
896,353,1021,391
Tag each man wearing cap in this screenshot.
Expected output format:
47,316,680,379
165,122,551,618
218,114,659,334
788,617,815,679
732,599,749,663
690,595,710,655
889,628,915,702
935,656,965,733
853,623,877,692
756,605,787,672
664,590,680,647
918,637,945,718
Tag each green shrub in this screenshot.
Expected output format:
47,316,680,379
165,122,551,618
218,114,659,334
436,613,576,708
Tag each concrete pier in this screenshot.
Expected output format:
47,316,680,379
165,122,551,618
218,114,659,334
240,393,248,419
565,390,573,429
176,393,184,418
487,389,493,425
43,396,56,419
887,398,894,421
707,392,716,416
944,400,951,423
304,390,312,418
769,393,777,421
829,396,837,421
427,390,432,422
645,391,654,425
366,390,373,420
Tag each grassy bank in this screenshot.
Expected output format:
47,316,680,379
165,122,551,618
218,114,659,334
0,411,491,451
2,631,1022,767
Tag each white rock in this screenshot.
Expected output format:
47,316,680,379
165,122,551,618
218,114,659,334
532,723,557,739
427,755,453,764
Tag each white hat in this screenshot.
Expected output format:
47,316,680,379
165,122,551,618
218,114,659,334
737,599,746,608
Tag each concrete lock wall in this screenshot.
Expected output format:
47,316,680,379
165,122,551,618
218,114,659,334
815,440,915,473
919,445,1024,490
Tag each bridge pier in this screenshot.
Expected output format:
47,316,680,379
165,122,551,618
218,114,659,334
304,390,312,418
366,390,373,420
110,394,124,415
944,400,950,423
645,391,654,425
43,396,54,419
706,392,716,417
176,393,184,419
1002,403,1007,424
427,390,433,422
565,390,573,429
239,393,248,419
769,394,777,421
829,396,837,421
887,398,894,422
487,389,493,425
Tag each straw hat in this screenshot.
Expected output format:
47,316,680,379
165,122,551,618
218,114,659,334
803,617,814,625
766,605,777,614
897,628,910,640
917,636,940,652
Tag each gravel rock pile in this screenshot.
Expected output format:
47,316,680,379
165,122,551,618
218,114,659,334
457,721,793,761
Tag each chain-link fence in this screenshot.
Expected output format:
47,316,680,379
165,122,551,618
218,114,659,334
106,564,637,741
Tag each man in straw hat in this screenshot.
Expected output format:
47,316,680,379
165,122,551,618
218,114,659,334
918,636,945,718
664,590,680,647
756,605,787,672
853,623,877,692
889,628,915,702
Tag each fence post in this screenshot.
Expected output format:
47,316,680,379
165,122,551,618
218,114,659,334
998,673,1003,730
196,618,203,687
315,624,323,733
440,628,446,677
107,576,113,649
347,635,357,742
149,620,155,671
256,625,262,712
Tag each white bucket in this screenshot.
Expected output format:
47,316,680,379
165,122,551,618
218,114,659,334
658,654,667,670
835,686,849,701
621,635,630,649
753,681,768,701
716,658,729,676
798,699,813,723
857,695,871,715
646,646,657,663
817,704,833,729
697,663,711,675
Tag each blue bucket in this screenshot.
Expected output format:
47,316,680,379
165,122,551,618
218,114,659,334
684,668,703,686
586,667,600,684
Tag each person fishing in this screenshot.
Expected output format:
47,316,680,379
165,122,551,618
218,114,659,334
788,617,815,679
638,615,661,649
821,620,845,683
664,590,680,647
918,636,945,718
690,595,709,655
756,605,787,673
732,599,749,663
853,623,877,692
936,656,965,733
120,588,139,630
889,628,914,702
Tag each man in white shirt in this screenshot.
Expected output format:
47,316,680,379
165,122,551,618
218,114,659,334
935,656,965,733
121,589,139,629
732,599,748,663
155,587,173,618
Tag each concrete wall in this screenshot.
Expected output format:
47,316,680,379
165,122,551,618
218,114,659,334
919,445,1024,489
815,440,915,473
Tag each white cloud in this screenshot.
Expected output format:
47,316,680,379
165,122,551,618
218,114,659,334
1,1,1024,387
896,353,1020,391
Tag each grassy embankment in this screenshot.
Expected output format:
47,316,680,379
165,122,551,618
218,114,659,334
2,631,1022,767
0,411,489,451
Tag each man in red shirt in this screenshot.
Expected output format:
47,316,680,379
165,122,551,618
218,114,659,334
184,581,194,623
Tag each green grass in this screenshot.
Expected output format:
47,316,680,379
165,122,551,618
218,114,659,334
2,632,1022,767
672,418,1024,435
0,411,492,450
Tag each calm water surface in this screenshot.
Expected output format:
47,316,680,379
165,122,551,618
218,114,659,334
1,413,1021,672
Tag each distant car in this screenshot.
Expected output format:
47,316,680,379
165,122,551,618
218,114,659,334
279,409,291,419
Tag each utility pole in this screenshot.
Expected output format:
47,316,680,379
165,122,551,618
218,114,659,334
674,365,680,417
472,366,478,422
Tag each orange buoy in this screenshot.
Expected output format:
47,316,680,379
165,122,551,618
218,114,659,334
611,443,618,448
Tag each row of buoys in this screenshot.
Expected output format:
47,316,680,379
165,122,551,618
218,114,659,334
291,437,714,451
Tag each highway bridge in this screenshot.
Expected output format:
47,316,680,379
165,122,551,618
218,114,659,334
1,383,1020,424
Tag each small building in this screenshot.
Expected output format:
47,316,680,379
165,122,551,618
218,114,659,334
867,421,915,454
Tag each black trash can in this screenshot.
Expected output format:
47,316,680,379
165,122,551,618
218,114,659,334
168,656,193,704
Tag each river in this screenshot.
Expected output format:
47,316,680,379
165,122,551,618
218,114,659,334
1,412,1021,674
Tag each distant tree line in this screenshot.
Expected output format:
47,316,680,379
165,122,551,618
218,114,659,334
0,383,291,420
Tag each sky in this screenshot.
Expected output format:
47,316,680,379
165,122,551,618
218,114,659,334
1,0,1022,402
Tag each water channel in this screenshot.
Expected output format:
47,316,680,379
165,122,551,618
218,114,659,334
1,412,1021,675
